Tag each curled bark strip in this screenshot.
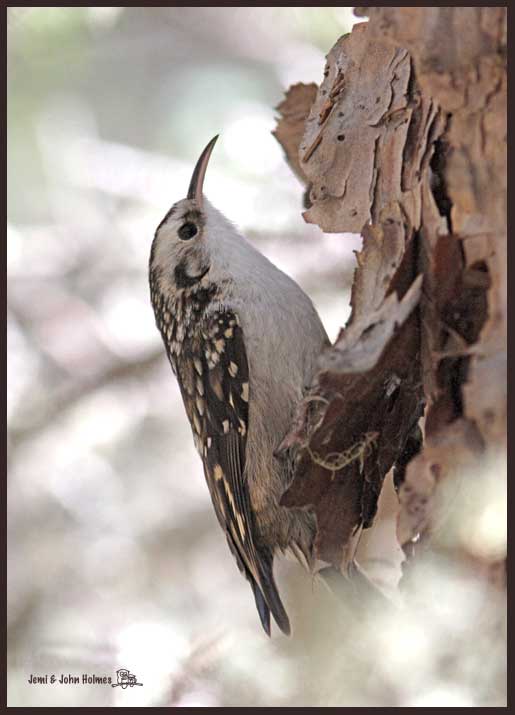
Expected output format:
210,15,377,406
272,82,318,185
281,269,424,568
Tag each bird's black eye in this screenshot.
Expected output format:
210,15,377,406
178,222,198,241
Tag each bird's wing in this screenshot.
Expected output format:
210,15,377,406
176,306,289,635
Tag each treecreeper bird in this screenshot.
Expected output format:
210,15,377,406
149,136,329,635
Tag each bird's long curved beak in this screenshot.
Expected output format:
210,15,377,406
187,135,219,207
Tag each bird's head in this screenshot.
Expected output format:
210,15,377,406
149,135,226,295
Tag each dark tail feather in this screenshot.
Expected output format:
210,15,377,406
255,558,291,636
251,581,271,636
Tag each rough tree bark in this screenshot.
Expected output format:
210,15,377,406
274,8,506,584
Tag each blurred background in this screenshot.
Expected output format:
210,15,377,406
7,7,506,707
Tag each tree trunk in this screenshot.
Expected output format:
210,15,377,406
274,7,506,587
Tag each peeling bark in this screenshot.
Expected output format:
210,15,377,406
274,8,506,581
272,83,318,187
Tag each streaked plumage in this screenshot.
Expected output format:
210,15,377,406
149,136,329,635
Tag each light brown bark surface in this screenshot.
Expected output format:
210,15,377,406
274,7,506,579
